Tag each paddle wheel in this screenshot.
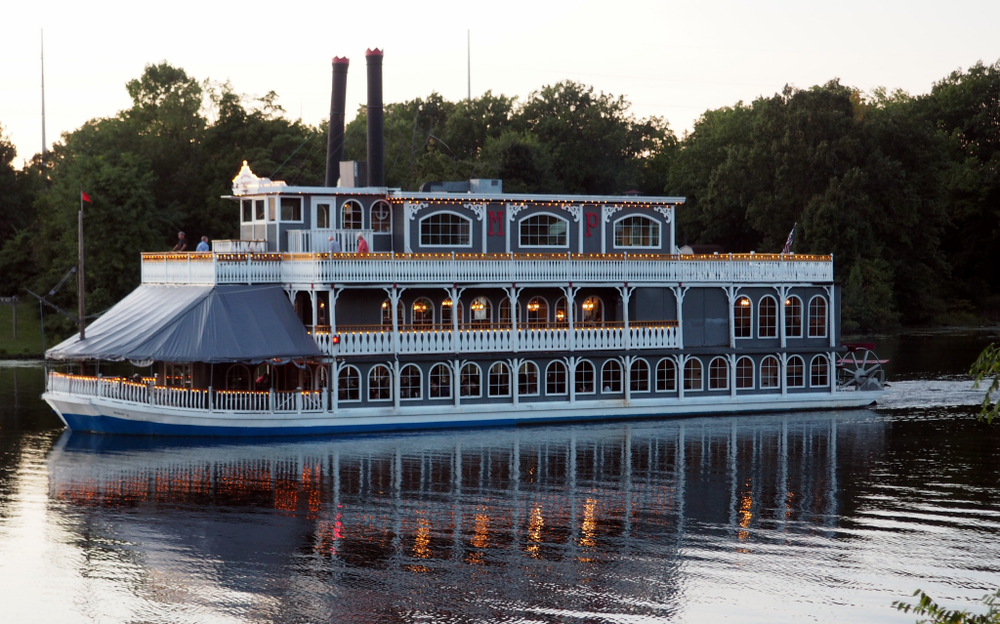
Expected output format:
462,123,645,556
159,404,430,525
837,343,887,391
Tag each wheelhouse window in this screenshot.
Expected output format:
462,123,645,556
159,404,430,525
630,359,650,393
759,296,777,338
241,199,253,223
614,215,660,248
280,197,302,222
546,361,567,395
683,359,703,391
461,363,482,397
421,212,472,247
601,360,622,393
519,362,540,396
786,356,805,388
808,296,828,338
575,360,596,394
316,202,331,229
734,296,752,338
371,200,391,233
760,356,780,389
488,362,511,397
430,363,451,399
785,296,803,337
736,356,754,389
519,214,568,247
709,357,729,390
338,365,360,401
656,358,676,392
368,365,392,401
255,199,266,221
810,355,829,387
341,200,363,229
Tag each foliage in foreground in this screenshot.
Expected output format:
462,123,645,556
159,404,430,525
894,589,1000,624
970,342,1000,424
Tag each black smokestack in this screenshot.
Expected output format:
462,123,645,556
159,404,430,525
325,56,350,187
366,48,385,187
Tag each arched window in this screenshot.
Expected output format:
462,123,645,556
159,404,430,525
760,356,780,389
734,296,752,338
810,355,830,387
614,215,661,248
785,296,802,338
382,299,403,327
519,361,540,396
226,364,251,390
368,364,392,401
313,365,328,391
602,360,622,393
656,358,677,392
758,296,777,338
441,298,463,326
399,364,421,400
429,363,451,399
499,298,512,324
736,356,754,389
519,213,568,247
338,365,360,401
420,212,472,247
786,356,805,388
684,359,703,391
411,297,434,326
630,359,650,393
546,361,567,395
460,363,482,398
488,362,511,397
371,200,391,233
316,202,331,229
470,296,491,325
709,357,729,390
555,297,568,325
525,297,548,324
341,199,363,229
809,296,827,338
581,296,603,324
575,360,596,394
253,363,272,390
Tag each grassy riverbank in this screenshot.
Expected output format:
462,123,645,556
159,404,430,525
0,302,45,358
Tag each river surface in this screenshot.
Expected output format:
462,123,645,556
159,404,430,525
0,331,998,623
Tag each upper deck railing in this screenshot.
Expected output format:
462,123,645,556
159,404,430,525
140,252,834,285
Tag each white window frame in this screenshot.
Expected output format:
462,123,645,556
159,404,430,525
545,361,567,396
518,212,570,249
429,363,452,399
683,358,703,391
419,210,474,249
367,364,393,402
656,358,677,392
371,200,392,233
519,361,541,397
808,296,828,338
460,362,483,398
810,354,830,387
758,295,777,339
612,214,661,250
399,364,422,401
736,356,755,390
575,359,596,395
760,356,780,389
708,357,729,391
785,296,803,338
488,362,511,398
630,358,651,393
786,355,806,388
340,199,364,230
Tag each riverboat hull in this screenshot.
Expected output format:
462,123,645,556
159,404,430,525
43,390,881,436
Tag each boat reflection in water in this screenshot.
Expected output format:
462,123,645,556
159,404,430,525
47,411,887,621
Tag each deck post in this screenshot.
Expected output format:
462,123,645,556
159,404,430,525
208,385,213,412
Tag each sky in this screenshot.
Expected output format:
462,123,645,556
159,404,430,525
3,0,1000,168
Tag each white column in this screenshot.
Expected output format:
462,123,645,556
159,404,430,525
826,286,835,348
453,359,461,408
510,358,521,406
505,286,522,354
393,359,400,411
729,353,737,397
780,353,788,396
677,355,686,400
725,286,738,349
623,356,632,404
672,286,689,350
778,285,790,349
563,285,579,352
310,290,318,328
619,285,634,351
385,286,405,355
567,357,576,404
330,287,343,334
331,360,339,412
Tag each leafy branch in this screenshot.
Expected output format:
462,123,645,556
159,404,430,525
893,589,1000,624
970,342,1000,424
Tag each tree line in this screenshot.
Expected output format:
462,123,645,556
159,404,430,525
0,60,997,338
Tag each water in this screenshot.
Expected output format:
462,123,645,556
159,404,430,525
0,331,998,623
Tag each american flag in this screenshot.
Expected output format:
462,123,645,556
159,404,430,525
782,223,796,254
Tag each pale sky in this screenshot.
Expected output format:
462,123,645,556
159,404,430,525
4,0,999,168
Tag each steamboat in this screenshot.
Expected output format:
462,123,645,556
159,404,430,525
41,50,884,435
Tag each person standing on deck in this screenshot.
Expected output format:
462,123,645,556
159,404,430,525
328,236,342,255
196,236,210,252
172,232,188,251
356,232,369,255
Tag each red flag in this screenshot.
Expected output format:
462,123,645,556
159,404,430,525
81,191,92,203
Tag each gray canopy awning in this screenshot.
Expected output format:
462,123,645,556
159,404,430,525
46,284,323,363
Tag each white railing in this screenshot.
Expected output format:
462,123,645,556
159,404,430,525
317,323,679,356
212,240,267,253
47,372,328,414
142,252,834,286
286,229,373,253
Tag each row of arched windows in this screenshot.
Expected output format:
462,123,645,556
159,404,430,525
335,355,832,402
734,295,828,339
318,199,391,232
384,296,606,326
418,213,663,249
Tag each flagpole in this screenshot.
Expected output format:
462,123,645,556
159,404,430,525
78,188,86,340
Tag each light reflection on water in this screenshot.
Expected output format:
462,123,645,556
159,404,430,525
0,332,998,623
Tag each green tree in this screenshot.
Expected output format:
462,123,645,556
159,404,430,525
894,588,1000,623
